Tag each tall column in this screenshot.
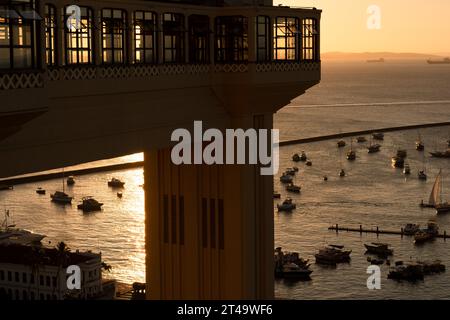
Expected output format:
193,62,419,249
144,114,274,300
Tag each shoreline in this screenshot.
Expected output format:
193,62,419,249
1,121,449,186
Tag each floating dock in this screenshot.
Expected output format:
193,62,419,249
328,224,450,239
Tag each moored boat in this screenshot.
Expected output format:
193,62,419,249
337,140,346,148
430,150,450,158
66,176,75,186
391,156,405,168
292,153,301,162
36,187,46,195
77,197,103,212
364,242,393,256
277,198,296,212
306,160,312,166
356,136,367,143
286,183,301,193
280,173,294,184
372,132,384,140
315,245,351,265
50,191,73,204
403,163,411,175
108,178,125,188
403,223,420,235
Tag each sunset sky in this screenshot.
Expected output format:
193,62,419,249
277,0,450,54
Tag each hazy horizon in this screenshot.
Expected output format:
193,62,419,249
276,0,450,54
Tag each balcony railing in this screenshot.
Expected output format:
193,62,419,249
0,61,320,91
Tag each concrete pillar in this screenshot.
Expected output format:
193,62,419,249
144,114,274,300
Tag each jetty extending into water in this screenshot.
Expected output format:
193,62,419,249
328,224,450,239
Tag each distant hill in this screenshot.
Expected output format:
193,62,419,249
321,52,445,61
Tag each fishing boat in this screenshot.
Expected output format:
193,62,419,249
66,176,75,186
300,151,307,162
364,242,393,256
403,223,420,235
416,133,425,151
372,132,384,140
346,139,356,160
315,245,352,265
108,178,125,188
286,183,301,193
50,169,73,204
356,136,367,143
391,156,405,168
277,198,296,212
430,150,450,158
414,221,439,244
367,136,381,153
50,191,73,204
274,248,312,280
388,263,424,281
403,163,411,175
285,168,297,176
280,173,294,184
77,197,103,212
36,187,46,195
418,170,427,180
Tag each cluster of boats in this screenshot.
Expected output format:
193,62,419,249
274,247,312,280
34,176,126,213
388,260,445,281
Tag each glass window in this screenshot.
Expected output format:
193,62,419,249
256,16,270,62
45,4,56,66
0,0,37,69
189,15,209,64
65,6,93,64
274,17,299,61
133,11,157,64
163,13,185,63
302,18,318,61
215,16,248,63
102,8,126,64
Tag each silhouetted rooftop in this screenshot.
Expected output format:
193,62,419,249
0,244,100,267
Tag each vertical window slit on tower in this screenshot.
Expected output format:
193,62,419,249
179,196,185,245
201,198,208,248
163,195,169,244
171,195,177,244
218,199,224,250
210,199,216,249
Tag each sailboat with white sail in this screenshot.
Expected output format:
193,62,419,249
421,170,450,213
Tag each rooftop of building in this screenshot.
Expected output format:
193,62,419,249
0,244,100,267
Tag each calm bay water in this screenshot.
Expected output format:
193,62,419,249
1,60,450,299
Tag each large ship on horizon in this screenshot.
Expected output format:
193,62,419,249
427,57,450,64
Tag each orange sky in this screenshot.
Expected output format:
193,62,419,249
277,0,450,54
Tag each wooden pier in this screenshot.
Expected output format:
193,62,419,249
328,224,450,239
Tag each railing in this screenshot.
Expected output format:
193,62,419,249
0,61,320,91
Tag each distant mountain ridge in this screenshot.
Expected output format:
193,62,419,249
321,52,446,61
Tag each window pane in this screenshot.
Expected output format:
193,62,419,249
0,48,10,68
